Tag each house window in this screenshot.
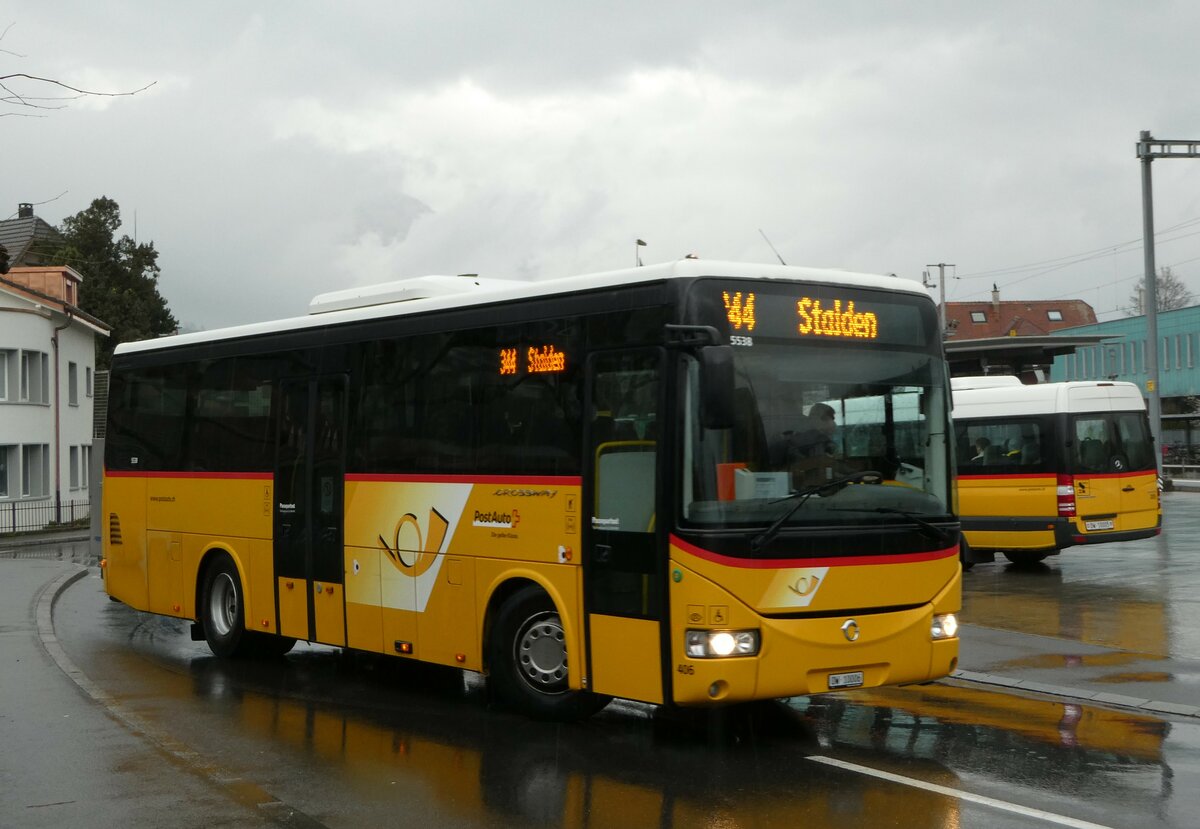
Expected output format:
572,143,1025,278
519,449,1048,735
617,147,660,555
0,446,11,498
21,444,49,497
0,351,8,400
82,445,91,488
19,350,49,404
69,362,79,406
70,446,80,489
1047,310,1063,321
1175,335,1182,370
970,311,987,323
1189,334,1194,369
86,367,93,397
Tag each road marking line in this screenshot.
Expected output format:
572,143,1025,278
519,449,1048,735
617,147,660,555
807,755,1115,829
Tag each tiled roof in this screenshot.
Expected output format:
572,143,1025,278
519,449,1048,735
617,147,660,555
0,213,63,268
944,298,1096,339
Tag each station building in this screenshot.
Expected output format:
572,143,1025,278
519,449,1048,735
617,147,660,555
1047,305,1200,476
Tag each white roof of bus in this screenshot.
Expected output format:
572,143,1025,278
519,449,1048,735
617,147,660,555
116,259,929,355
952,380,1147,417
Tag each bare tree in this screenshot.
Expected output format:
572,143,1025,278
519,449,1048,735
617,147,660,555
2,22,154,117
1126,265,1195,316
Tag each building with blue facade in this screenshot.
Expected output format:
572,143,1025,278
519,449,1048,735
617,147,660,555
1049,305,1200,474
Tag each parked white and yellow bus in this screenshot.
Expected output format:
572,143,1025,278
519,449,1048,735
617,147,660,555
101,260,961,719
952,377,1161,568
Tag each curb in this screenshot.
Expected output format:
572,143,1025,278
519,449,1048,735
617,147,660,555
2,532,91,550
35,565,327,828
950,668,1200,719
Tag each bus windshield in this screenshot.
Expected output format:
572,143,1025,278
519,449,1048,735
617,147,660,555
681,341,953,534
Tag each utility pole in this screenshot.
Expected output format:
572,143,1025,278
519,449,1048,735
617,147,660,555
924,263,954,337
1136,131,1200,475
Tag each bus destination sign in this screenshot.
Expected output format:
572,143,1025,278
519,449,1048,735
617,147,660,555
499,344,567,376
722,290,879,340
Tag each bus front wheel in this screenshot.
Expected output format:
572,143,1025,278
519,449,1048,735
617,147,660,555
488,586,610,720
200,554,252,659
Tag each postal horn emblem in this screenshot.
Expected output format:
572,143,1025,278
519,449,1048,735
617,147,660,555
841,619,860,642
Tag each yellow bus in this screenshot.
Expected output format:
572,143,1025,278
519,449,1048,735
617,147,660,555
952,377,1161,568
101,260,960,719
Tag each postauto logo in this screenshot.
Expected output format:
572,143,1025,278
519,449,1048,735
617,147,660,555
472,508,521,529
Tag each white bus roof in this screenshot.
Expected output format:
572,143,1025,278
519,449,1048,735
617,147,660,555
952,380,1147,417
116,259,929,356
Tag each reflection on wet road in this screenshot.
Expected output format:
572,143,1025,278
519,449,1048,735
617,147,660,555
21,494,1200,828
50,563,1200,829
962,493,1200,659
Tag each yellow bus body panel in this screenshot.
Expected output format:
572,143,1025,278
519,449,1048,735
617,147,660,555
345,477,583,675
587,614,664,703
313,580,346,645
277,577,310,640
959,470,1160,553
1073,470,1159,535
958,473,1058,552
104,474,149,609
667,539,960,705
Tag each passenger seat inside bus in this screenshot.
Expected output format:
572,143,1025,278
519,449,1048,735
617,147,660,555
1079,438,1105,471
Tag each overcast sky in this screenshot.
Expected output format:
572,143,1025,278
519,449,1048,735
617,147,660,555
6,2,1200,331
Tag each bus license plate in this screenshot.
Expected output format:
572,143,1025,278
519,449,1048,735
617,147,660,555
1085,520,1115,531
828,671,864,689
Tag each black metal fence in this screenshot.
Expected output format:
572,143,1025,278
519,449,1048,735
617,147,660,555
0,499,91,535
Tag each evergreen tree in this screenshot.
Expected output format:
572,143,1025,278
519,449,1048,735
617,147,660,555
53,197,177,368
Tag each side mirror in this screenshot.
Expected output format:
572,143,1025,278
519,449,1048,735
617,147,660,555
698,345,735,429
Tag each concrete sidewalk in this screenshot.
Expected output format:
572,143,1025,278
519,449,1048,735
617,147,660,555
0,558,281,828
954,624,1200,718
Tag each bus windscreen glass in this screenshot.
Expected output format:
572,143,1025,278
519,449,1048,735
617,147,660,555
682,281,952,539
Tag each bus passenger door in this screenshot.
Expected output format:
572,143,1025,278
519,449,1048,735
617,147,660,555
583,350,666,704
274,376,348,646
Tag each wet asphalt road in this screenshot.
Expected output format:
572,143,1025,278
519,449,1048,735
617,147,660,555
4,493,1200,828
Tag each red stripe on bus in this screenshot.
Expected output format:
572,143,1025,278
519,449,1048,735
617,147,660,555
105,470,273,480
669,534,958,569
956,473,1057,481
958,471,1155,481
344,473,583,485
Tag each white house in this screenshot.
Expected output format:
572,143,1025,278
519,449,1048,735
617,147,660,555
1,266,109,531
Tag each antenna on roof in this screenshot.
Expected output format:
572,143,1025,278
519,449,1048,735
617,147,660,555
758,229,786,265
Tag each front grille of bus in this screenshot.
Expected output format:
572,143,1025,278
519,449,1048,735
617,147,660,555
108,513,123,546
762,602,926,621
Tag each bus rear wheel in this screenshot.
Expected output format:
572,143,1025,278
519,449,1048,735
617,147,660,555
200,554,254,659
488,586,610,720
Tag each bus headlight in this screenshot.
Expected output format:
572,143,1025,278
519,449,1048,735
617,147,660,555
931,613,959,640
685,630,760,658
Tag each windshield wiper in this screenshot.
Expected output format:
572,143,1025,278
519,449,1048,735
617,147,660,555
831,506,956,546
749,470,882,553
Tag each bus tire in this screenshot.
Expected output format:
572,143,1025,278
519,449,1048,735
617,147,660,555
200,554,252,659
488,585,610,721
959,539,975,572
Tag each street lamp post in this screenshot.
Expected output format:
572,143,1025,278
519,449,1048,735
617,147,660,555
635,238,647,267
1136,131,1200,475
